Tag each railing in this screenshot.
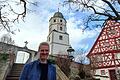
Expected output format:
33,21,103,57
56,65,69,80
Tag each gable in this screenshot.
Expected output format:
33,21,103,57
88,20,120,56
87,20,120,69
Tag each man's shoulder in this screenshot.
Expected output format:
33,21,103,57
25,60,39,67
48,63,56,69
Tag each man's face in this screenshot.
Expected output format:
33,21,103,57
39,45,49,61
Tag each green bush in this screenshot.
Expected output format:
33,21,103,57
0,53,9,61
48,59,56,64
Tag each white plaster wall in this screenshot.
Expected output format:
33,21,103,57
47,31,70,55
95,67,120,80
47,33,53,43
53,32,69,45
51,43,69,55
95,68,110,80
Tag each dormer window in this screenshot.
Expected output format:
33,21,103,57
54,19,56,22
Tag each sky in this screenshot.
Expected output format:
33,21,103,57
0,0,102,63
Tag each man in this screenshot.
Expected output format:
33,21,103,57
20,42,56,80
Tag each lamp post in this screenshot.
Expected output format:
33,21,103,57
67,46,75,61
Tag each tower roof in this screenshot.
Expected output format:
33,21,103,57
53,11,64,18
49,11,66,22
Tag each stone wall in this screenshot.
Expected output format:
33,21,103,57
0,60,11,80
0,53,14,80
69,62,81,80
69,62,94,80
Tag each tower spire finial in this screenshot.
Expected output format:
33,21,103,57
57,2,61,12
58,7,59,12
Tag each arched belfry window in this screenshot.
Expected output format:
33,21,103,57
60,27,62,31
59,35,63,40
54,19,56,22
60,19,62,22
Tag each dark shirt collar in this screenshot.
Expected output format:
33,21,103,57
36,59,51,65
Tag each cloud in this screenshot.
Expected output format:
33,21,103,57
66,14,100,51
10,11,52,50
0,0,101,53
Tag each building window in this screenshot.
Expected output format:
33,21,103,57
54,19,56,22
118,38,120,44
101,70,105,75
60,19,62,22
60,27,62,31
59,35,63,40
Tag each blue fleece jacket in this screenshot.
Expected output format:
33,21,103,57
19,60,56,80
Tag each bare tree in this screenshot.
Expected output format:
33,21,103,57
63,0,120,30
75,48,87,64
71,49,96,79
0,33,15,45
0,0,38,33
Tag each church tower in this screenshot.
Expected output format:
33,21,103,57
47,11,70,55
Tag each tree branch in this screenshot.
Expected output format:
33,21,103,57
0,7,10,32
85,4,113,18
13,0,26,22
102,0,119,17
